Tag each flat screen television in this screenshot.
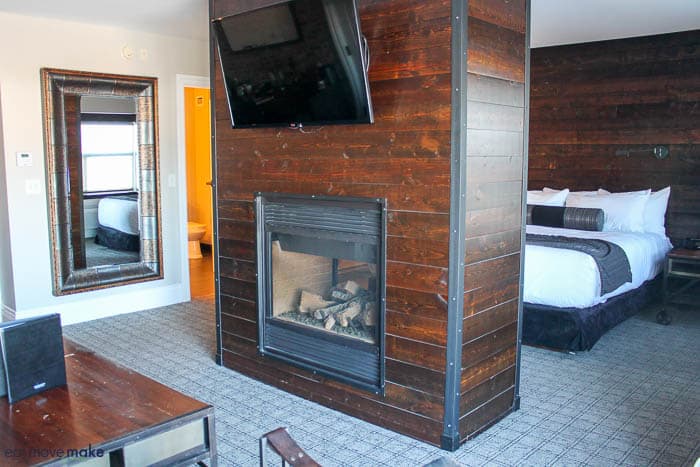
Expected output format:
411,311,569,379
212,0,373,128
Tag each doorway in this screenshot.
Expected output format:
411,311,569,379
184,85,213,298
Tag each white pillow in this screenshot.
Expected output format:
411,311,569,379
528,188,570,206
546,187,607,196
599,188,650,195
542,187,568,192
566,192,650,232
643,187,671,236
572,190,605,196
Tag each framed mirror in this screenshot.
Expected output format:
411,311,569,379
41,69,162,295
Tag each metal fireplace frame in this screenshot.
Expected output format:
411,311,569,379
255,192,387,394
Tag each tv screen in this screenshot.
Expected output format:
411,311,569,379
213,0,373,128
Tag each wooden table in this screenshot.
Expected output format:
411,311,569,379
658,248,700,325
0,339,217,466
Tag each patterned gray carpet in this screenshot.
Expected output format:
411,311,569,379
64,299,700,466
84,238,139,267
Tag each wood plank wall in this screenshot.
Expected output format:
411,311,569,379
213,0,453,445
529,30,700,243
460,0,526,441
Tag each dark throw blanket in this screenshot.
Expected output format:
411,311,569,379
526,234,632,294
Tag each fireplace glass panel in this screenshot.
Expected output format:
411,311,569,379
270,234,379,345
257,193,385,392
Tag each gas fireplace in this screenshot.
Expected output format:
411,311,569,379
255,193,386,392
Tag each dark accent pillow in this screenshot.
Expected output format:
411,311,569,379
527,205,604,231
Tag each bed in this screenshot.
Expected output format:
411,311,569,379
94,196,140,252
522,188,673,351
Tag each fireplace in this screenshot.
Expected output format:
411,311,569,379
255,193,386,393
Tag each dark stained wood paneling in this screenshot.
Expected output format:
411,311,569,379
385,261,448,294
460,345,516,394
387,236,450,268
465,229,521,264
468,0,526,33
214,0,527,447
464,274,520,317
459,387,515,440
387,211,450,241
385,286,447,322
218,200,254,222
214,0,453,446
221,350,444,444
385,359,444,397
219,276,256,302
218,239,255,261
459,0,526,441
459,366,515,415
467,18,526,83
219,294,256,322
386,310,447,346
462,299,518,344
464,253,520,287
219,257,256,283
461,322,518,368
385,335,445,372
529,31,700,243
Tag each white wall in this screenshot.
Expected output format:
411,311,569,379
0,84,17,321
0,12,209,324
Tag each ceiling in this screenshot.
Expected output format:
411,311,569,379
0,0,697,46
531,0,700,48
0,0,210,41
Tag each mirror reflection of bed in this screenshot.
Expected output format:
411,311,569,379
79,96,141,269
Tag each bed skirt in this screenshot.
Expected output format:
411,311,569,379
94,225,140,252
522,278,660,352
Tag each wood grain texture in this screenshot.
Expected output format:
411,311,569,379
214,0,452,445
459,0,526,441
213,0,527,447
529,31,700,243
0,339,211,465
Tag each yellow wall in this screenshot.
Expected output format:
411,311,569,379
185,87,212,244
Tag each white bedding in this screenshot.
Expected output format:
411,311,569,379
524,225,672,308
97,197,139,235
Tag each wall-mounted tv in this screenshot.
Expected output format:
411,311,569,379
212,0,373,128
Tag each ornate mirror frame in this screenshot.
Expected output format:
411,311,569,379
41,68,163,295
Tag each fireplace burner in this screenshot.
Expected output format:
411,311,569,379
255,193,386,393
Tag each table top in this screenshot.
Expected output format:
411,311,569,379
0,339,211,465
669,248,700,260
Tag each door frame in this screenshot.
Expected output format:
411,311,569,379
176,74,210,299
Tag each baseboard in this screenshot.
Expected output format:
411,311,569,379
1,303,16,322
14,283,190,326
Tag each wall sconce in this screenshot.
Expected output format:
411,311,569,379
614,145,670,160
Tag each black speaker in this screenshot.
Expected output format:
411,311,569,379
0,314,66,403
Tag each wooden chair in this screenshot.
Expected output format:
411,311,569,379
259,427,320,466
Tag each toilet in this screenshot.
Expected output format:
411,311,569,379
187,222,207,259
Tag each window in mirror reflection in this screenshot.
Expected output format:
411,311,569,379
81,119,138,193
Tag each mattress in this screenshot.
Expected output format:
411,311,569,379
524,225,672,308
97,197,139,235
